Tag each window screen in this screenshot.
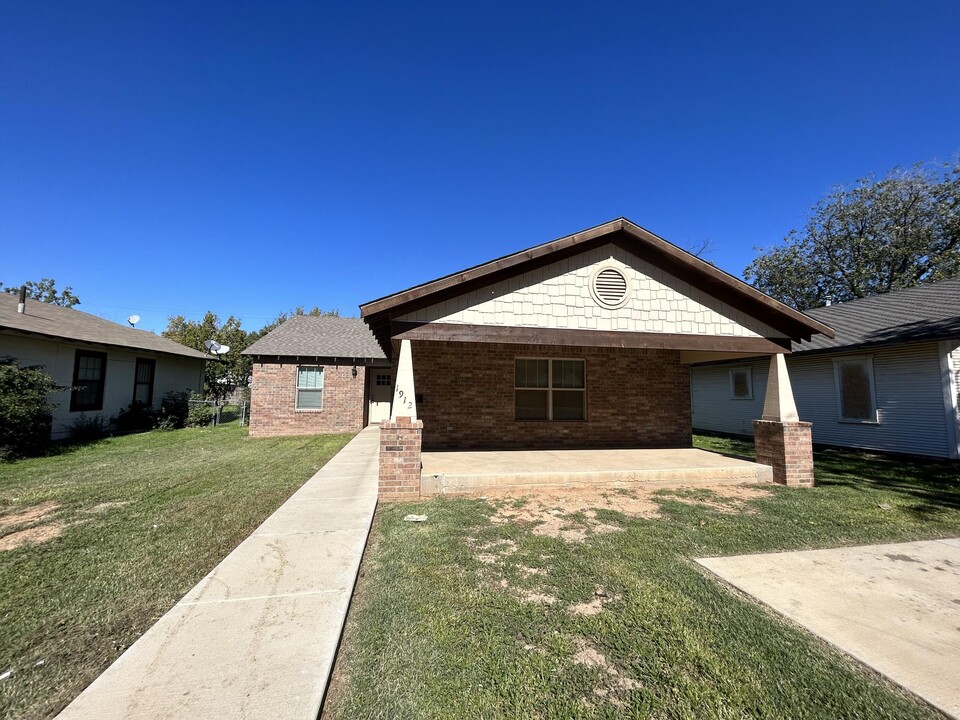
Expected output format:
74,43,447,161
71,350,107,411
296,366,324,410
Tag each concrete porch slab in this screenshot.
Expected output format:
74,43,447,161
421,447,772,495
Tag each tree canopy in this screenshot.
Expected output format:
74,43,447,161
2,278,80,307
162,306,340,400
744,159,960,310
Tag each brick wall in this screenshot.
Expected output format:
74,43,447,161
411,340,691,450
248,362,367,437
378,416,423,500
753,420,814,487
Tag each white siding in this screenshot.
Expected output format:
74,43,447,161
399,243,785,339
691,342,954,458
1,333,204,439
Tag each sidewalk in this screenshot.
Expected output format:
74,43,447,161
698,538,960,719
57,426,380,720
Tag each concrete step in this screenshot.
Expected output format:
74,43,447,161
421,460,772,495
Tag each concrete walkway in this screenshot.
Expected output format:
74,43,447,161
57,426,380,720
698,538,960,719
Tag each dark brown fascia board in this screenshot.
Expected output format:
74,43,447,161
391,321,792,354
359,218,834,344
359,219,624,316
248,354,386,365
617,220,833,339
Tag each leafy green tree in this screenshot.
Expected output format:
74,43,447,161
2,278,80,307
162,312,251,401
745,159,960,310
0,357,63,459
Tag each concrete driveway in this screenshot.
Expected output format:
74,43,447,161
698,538,960,718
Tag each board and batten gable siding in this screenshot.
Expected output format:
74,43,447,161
398,243,786,339
1,333,204,439
691,341,954,458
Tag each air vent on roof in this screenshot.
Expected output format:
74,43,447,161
591,266,630,309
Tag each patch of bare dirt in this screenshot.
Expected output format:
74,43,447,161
484,483,772,537
569,586,619,616
570,638,642,693
0,523,65,551
657,484,771,512
0,501,61,531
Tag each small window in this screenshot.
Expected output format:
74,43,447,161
71,350,107,411
296,366,324,410
834,356,877,422
133,358,156,406
375,374,391,386
515,358,585,421
729,367,753,399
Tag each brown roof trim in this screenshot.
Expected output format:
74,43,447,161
392,321,793,354
360,218,834,351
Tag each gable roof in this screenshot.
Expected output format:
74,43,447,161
360,218,833,351
794,276,960,354
242,315,386,359
0,293,209,360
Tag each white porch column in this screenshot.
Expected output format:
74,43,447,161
761,353,799,422
390,338,417,420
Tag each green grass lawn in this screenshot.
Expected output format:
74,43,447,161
325,436,960,719
0,424,353,720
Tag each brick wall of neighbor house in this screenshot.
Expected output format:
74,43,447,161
249,362,366,437
411,340,691,450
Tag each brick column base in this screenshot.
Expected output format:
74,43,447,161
379,417,423,501
753,420,814,487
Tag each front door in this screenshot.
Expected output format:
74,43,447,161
368,370,392,424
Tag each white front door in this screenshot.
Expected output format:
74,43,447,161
368,370,392,424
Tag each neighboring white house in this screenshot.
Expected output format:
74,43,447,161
691,278,960,459
0,293,208,438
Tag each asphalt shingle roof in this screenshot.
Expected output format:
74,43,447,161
0,293,209,359
795,276,960,354
242,315,386,359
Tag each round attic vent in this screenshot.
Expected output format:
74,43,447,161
590,266,630,309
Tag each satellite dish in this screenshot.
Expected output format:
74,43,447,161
128,315,140,327
204,339,230,355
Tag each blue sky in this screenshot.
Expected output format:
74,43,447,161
2,1,958,333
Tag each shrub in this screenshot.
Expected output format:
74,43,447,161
0,356,61,460
69,413,109,442
111,401,158,433
156,391,190,430
186,401,216,428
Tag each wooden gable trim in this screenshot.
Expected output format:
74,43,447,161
391,321,792,354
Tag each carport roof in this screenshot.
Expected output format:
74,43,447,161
359,218,834,352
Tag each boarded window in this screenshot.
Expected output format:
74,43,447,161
729,367,752,399
296,366,324,410
515,358,585,421
71,350,107,411
835,358,877,422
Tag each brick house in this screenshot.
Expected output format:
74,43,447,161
360,219,833,498
246,219,833,498
243,315,390,437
